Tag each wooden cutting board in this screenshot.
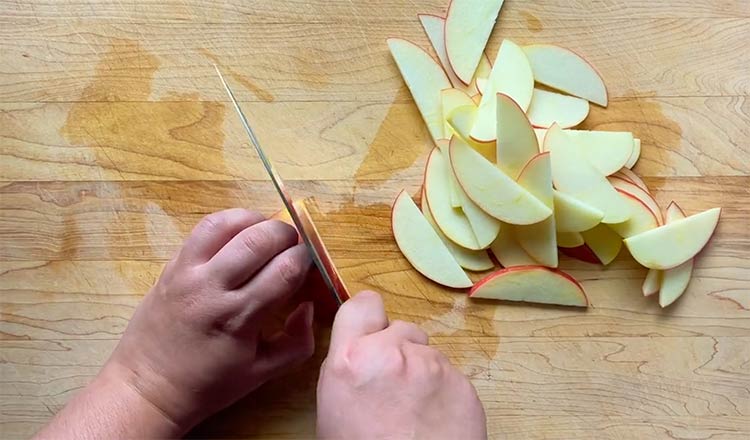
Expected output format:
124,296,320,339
0,1,748,438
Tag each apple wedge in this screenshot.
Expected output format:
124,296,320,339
470,266,589,307
557,231,584,248
490,227,538,267
441,88,476,138
527,88,590,129
608,189,659,238
514,152,558,267
523,44,608,106
456,185,501,249
625,138,641,168
425,147,481,249
546,124,630,224
435,138,462,208
560,244,601,265
608,176,663,224
392,190,473,288
387,38,451,142
496,93,539,179
422,188,494,272
659,202,695,307
538,129,635,176
624,207,721,270
642,269,661,297
470,39,534,142
614,167,649,194
580,224,622,265
419,14,491,96
553,190,604,232
445,0,505,85
446,105,496,162
450,136,552,225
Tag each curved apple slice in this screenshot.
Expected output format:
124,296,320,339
608,189,659,238
659,202,695,307
553,191,604,232
527,88,590,129
470,39,534,142
523,44,608,107
546,124,630,224
392,190,472,288
607,176,663,224
469,266,589,307
580,224,622,265
435,139,462,208
538,129,634,175
441,88,475,138
450,136,551,225
425,148,480,249
456,187,501,249
624,207,721,270
445,105,496,162
445,0,505,85
642,269,661,297
496,93,539,179
557,231,584,248
514,152,558,267
625,138,641,168
387,38,452,142
614,167,649,194
421,188,494,272
489,227,538,267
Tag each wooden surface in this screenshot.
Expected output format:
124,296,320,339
1,0,749,438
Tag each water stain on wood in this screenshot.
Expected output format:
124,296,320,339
198,48,275,103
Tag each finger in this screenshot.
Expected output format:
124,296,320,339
207,219,300,288
181,209,265,263
250,301,315,382
329,290,388,353
376,320,428,345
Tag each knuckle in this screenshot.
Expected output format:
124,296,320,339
273,253,306,287
198,212,225,234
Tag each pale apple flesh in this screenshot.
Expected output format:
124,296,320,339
538,128,635,176
607,176,663,224
625,138,641,168
496,93,539,179
446,105,496,162
659,202,694,307
514,152,558,267
580,223,622,266
642,269,661,297
557,231,584,248
469,266,589,307
527,88,590,129
445,0,505,85
490,227,538,267
608,189,659,238
614,167,650,194
553,190,604,233
441,88,476,138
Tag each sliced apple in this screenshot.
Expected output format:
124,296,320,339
496,93,539,179
538,129,635,176
607,176,663,224
489,227,538,267
553,190,604,232
514,152,558,267
625,138,641,168
523,44,608,106
470,39,534,142
446,105,496,162
624,207,721,270
387,38,452,142
659,202,695,307
527,88,590,129
456,185,501,249
608,189,659,238
557,231,584,248
580,224,622,265
435,138,462,208
445,0,505,85
421,188,494,272
469,266,589,307
614,167,650,194
642,269,661,297
546,124,630,224
441,88,476,138
392,190,473,288
450,136,552,225
476,77,487,95
425,147,480,249
560,244,601,265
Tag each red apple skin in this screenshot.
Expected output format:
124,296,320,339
615,188,660,227
469,265,589,306
559,244,601,265
608,175,663,224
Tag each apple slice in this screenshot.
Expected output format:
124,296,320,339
659,202,695,307
642,269,661,297
450,136,552,225
470,39,534,142
446,105,496,162
614,167,650,194
476,77,487,95
421,188,494,272
523,44,608,106
557,231,584,248
608,189,659,238
496,93,539,179
560,244,601,265
546,124,630,224
387,38,452,142
514,152,558,267
435,138,462,208
419,14,492,96
425,147,480,249
553,190,604,232
538,129,635,176
580,224,622,265
490,227,539,267
607,176,663,224
392,190,473,288
470,266,589,307
625,138,641,168
527,88,590,129
441,88,476,138
445,0,505,85
456,185,501,249
624,207,721,270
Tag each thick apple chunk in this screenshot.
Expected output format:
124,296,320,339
470,266,589,307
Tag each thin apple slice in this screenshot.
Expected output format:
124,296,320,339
553,190,604,232
607,176,663,224
496,93,539,179
546,124,630,224
538,129,635,176
476,77,487,95
557,231,584,248
441,88,476,138
514,152,558,267
445,0,505,85
608,189,659,238
421,188,494,272
470,39,534,142
523,44,608,106
560,244,601,265
435,139,462,208
624,207,721,270
642,269,661,297
387,38,451,143
425,147,480,249
470,266,589,307
614,167,650,194
581,224,622,265
527,88,590,129
625,138,641,168
450,136,551,225
490,227,538,267
446,105,496,162
392,190,472,288
659,202,695,307
456,186,501,249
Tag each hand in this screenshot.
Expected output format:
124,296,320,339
104,208,316,433
316,291,487,439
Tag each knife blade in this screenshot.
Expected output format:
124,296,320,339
214,65,344,305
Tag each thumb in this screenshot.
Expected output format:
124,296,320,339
329,290,388,355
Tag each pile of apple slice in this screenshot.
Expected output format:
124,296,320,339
388,0,721,308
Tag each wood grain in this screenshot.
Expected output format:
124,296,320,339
1,0,749,439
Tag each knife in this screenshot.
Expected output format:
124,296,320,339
214,65,344,306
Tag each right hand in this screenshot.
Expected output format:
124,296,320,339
316,291,487,439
